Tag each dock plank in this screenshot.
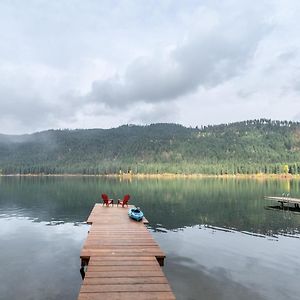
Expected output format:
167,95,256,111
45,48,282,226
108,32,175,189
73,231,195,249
85,270,165,278
83,277,168,285
80,284,172,293
78,291,175,300
88,260,157,266
87,265,162,272
89,256,156,262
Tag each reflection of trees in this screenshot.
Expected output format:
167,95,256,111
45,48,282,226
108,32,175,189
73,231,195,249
0,177,300,234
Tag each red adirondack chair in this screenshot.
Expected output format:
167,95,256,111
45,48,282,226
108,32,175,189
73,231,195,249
101,194,114,206
117,194,130,207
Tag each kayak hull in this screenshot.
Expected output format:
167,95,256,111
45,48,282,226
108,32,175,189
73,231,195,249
128,208,144,221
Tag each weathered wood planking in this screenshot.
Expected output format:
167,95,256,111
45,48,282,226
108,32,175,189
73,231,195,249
265,196,300,205
77,204,175,300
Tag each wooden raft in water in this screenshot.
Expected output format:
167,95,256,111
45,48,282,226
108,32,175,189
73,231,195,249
265,196,300,207
77,204,176,300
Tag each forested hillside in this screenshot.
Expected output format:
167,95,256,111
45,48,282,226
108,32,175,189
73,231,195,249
1,119,300,175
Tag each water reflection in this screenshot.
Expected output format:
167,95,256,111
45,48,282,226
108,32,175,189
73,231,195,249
154,226,300,300
266,204,300,213
1,176,300,235
0,217,88,300
1,177,300,300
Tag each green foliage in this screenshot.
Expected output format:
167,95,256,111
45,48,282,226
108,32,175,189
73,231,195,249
1,119,300,175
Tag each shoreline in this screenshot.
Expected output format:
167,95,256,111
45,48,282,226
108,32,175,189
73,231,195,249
0,173,299,180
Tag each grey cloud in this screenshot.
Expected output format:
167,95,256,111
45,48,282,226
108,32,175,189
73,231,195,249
2,0,298,134
292,77,300,92
88,56,183,107
293,112,300,122
0,83,79,132
0,86,48,122
236,89,256,99
277,51,298,62
129,103,179,125
87,7,272,108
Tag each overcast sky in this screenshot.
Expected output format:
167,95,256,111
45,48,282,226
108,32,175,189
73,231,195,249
1,0,300,134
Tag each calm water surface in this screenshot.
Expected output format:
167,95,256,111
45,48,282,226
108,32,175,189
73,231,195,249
0,177,300,300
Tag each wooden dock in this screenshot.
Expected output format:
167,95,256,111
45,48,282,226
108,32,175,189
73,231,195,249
265,196,300,208
77,204,176,300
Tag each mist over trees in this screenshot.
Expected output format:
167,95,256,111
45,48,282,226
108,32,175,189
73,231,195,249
1,119,300,175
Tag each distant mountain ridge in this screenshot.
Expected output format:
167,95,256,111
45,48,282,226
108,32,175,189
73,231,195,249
1,119,300,175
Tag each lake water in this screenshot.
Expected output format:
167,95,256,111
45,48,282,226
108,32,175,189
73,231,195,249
0,176,300,300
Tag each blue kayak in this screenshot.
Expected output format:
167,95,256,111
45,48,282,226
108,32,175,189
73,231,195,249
128,207,144,221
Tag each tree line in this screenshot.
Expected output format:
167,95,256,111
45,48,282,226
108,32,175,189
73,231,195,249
1,119,300,175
